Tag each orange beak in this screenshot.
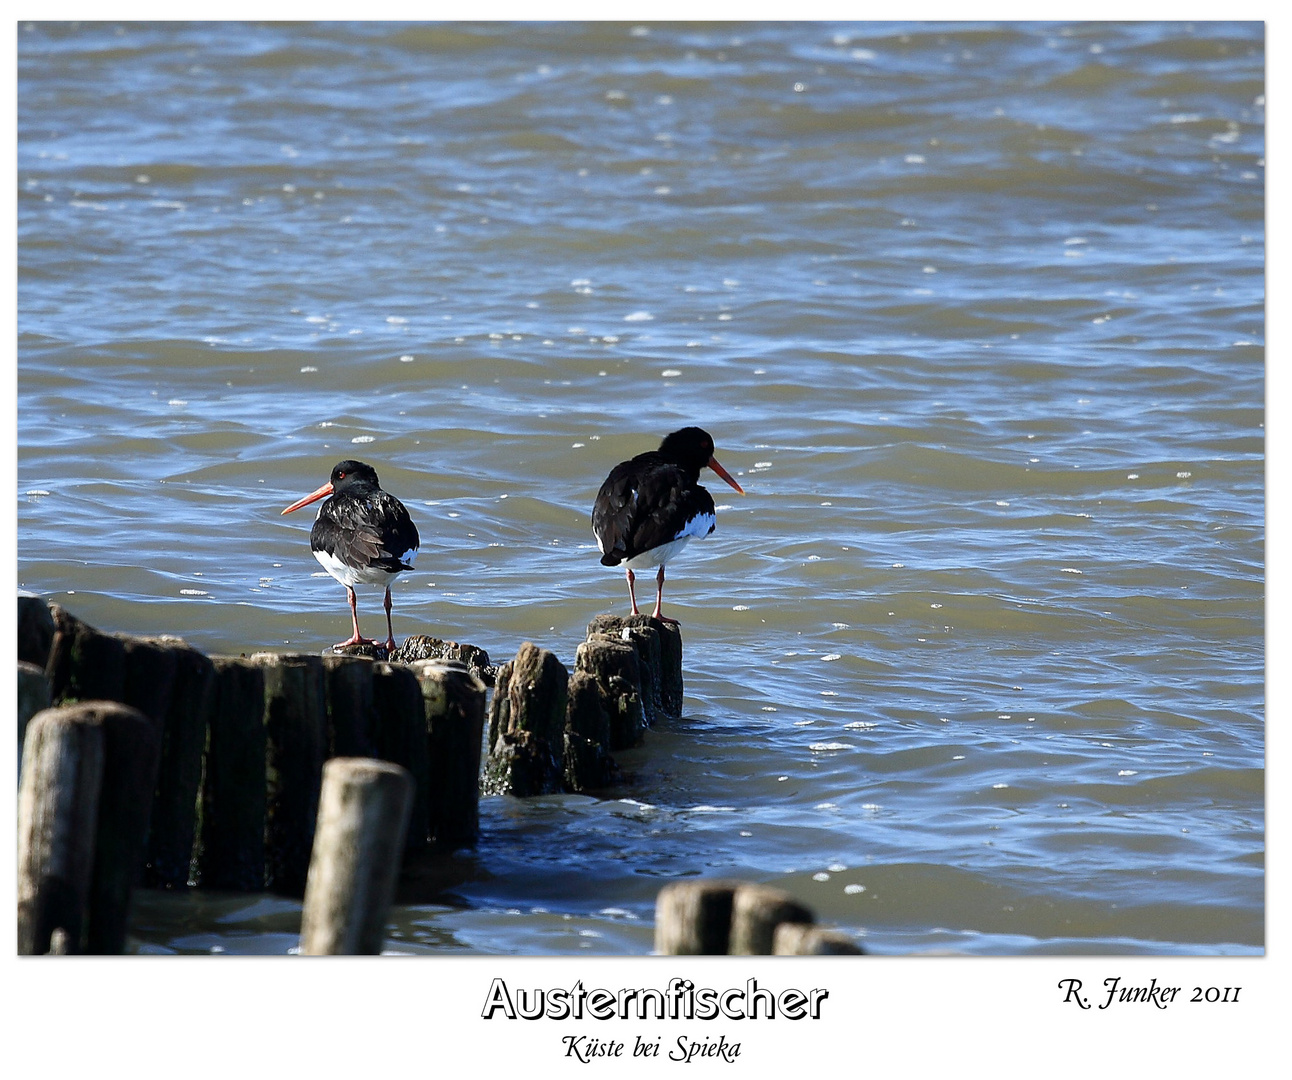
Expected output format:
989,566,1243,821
708,456,745,495
281,481,334,515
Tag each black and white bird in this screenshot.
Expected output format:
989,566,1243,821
281,460,420,653
591,427,744,623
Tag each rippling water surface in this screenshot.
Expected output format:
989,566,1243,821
17,21,1264,955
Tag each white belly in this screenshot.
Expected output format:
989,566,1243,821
313,548,412,589
624,535,693,569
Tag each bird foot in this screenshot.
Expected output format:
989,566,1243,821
333,632,378,649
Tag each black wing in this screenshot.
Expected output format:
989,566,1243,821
313,490,419,573
371,490,420,570
592,454,713,566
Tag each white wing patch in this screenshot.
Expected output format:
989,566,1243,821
623,511,716,569
676,510,716,541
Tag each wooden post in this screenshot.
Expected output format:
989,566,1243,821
45,604,126,705
18,661,50,784
299,758,414,955
251,653,327,895
728,884,815,955
144,641,215,888
119,636,178,726
588,613,682,718
654,880,740,955
18,592,56,668
772,923,865,955
17,706,105,955
575,635,646,750
482,643,568,797
371,661,431,851
410,660,485,849
395,634,496,685
563,670,619,792
322,654,376,759
83,700,163,954
196,657,266,891
589,619,662,726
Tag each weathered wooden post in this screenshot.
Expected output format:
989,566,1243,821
17,707,105,954
575,635,646,750
587,614,683,718
370,661,431,850
410,659,485,849
144,641,215,888
119,635,178,726
772,923,865,955
563,670,619,792
482,643,568,796
18,660,50,783
322,654,376,759
654,880,740,955
83,701,163,953
18,592,56,668
586,615,666,725
251,652,327,895
654,621,683,718
728,884,815,955
45,605,126,705
299,758,413,956
196,657,266,891
396,634,496,685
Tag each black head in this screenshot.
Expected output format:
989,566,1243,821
657,427,744,495
329,460,381,491
658,427,717,472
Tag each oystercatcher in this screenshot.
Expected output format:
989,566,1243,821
281,460,420,653
592,427,744,623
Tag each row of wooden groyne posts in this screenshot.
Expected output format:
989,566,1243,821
16,593,862,957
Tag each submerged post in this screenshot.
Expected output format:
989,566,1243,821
654,880,740,955
575,635,646,750
299,758,413,956
587,614,683,719
482,642,568,797
563,669,619,792
772,923,865,955
728,884,815,956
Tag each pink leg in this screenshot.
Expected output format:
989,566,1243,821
335,585,377,648
651,565,679,625
383,586,396,655
626,567,641,615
